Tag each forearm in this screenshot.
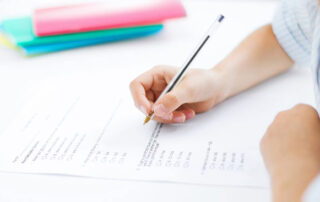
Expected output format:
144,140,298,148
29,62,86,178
213,24,293,99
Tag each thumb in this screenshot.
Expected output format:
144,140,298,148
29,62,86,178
153,87,190,119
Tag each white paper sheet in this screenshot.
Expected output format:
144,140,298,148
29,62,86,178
0,69,314,188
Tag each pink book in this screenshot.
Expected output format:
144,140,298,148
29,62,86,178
33,0,186,36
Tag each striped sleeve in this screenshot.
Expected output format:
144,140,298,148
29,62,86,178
272,0,312,66
304,23,320,201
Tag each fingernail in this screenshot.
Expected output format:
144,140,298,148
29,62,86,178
174,115,185,123
139,105,147,115
185,111,195,120
154,104,169,117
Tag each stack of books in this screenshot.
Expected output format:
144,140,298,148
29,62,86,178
0,0,186,56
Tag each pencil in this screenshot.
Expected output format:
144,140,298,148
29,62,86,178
144,14,225,124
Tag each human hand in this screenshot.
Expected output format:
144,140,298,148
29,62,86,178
130,65,228,123
260,104,320,202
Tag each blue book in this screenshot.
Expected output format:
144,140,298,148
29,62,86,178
21,27,163,55
1,17,163,55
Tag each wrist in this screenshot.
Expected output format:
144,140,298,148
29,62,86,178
271,172,304,202
210,63,234,102
270,161,320,202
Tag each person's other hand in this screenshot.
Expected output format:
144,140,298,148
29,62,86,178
260,104,320,202
130,65,228,123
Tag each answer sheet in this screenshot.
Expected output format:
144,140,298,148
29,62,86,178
1,71,303,188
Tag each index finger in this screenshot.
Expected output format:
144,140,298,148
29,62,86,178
130,66,177,114
130,67,162,114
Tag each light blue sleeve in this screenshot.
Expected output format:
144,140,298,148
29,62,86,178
271,0,313,66
303,23,320,201
272,2,320,201
304,175,320,202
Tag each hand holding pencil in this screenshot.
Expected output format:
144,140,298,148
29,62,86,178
130,15,225,124
130,66,229,124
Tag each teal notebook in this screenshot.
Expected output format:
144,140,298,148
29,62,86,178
1,17,163,47
19,29,162,55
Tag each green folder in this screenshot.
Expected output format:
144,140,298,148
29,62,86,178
1,17,163,47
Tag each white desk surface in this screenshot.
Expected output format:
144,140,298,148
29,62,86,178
0,1,287,201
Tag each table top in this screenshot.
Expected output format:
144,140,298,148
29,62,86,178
0,1,279,201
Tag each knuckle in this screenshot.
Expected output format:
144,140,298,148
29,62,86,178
152,65,176,74
152,65,163,71
292,104,318,114
293,103,312,111
129,80,137,89
274,111,287,121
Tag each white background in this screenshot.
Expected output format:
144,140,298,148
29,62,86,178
0,0,282,201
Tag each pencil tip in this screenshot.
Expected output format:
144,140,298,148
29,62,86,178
144,116,151,125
